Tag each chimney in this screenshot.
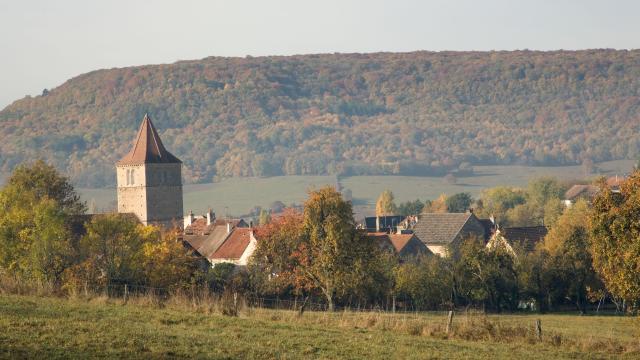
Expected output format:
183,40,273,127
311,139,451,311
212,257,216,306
227,222,232,234
184,210,194,228
206,208,214,226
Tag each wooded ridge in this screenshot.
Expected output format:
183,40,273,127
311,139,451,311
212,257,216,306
1,50,638,187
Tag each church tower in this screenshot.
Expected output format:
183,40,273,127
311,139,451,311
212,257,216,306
116,114,183,227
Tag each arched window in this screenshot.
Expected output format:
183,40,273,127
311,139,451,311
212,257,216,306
125,169,130,185
130,169,135,185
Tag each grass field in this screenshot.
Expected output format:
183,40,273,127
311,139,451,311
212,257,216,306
0,294,638,359
79,160,634,217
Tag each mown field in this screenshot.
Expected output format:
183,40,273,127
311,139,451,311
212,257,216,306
79,160,634,217
0,294,638,359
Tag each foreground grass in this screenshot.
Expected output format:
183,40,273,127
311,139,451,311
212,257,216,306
0,295,639,359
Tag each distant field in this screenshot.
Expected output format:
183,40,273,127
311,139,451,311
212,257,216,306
79,160,634,217
0,294,638,359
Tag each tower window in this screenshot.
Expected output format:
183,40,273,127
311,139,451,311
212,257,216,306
130,169,135,185
126,169,130,185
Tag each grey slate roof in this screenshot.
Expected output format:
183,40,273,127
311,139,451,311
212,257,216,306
500,226,548,252
412,212,480,245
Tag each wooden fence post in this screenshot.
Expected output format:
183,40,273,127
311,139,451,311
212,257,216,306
446,310,454,334
124,284,128,303
535,319,542,341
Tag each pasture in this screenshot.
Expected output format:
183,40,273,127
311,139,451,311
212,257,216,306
0,294,638,359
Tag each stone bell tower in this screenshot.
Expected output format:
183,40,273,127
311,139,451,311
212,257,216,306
116,114,183,228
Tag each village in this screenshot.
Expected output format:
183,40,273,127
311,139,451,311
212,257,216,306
112,114,626,272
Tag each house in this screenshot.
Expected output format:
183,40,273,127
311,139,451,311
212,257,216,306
367,232,431,259
361,215,406,233
182,209,254,267
411,212,487,257
486,226,548,256
563,184,600,207
388,233,432,258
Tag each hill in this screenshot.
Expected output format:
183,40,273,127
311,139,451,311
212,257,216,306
1,50,639,187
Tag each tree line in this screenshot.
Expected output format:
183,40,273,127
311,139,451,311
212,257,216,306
1,161,639,313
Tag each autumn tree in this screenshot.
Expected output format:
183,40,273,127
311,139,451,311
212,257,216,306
65,214,145,291
0,162,77,284
7,160,86,215
375,189,397,216
140,226,201,290
543,200,599,313
249,209,304,296
250,187,383,310
590,173,640,310
424,194,448,213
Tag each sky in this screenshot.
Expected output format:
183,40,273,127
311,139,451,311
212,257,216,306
1,0,639,108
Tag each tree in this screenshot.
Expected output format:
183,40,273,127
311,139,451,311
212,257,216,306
590,173,640,310
476,186,526,222
446,192,473,213
140,227,201,290
250,209,304,296
394,255,451,310
7,160,86,215
375,190,397,216
397,199,424,216
543,200,599,313
424,194,447,213
66,214,145,290
258,208,271,225
299,187,378,310
526,177,566,208
0,169,74,285
251,187,382,311
453,237,519,312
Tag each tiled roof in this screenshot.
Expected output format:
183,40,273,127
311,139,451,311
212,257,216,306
501,226,548,252
606,176,625,188
117,114,181,165
412,212,477,245
388,234,415,253
183,218,250,260
211,228,253,260
564,184,600,201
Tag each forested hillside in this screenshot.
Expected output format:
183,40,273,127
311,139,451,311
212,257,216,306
1,50,639,187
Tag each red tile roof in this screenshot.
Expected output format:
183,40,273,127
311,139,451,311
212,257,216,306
211,228,253,260
388,234,414,253
117,114,181,165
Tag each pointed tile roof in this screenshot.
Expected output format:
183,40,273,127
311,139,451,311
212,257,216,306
117,114,181,165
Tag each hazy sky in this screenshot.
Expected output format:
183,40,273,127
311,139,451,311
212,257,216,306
1,0,639,108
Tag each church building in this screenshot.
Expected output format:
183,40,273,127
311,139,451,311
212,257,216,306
116,114,183,227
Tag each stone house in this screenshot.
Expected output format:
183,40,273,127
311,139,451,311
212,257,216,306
411,212,487,256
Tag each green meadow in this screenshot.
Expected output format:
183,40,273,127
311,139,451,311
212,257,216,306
79,160,634,217
0,294,638,359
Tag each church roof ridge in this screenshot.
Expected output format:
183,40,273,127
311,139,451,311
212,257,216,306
117,113,181,165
